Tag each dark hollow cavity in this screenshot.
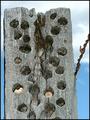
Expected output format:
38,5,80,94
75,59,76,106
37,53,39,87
14,30,22,40
19,45,31,54
17,103,28,112
51,26,60,35
20,66,31,75
50,13,57,20
57,47,67,56
21,20,29,30
23,35,30,42
49,56,60,67
55,66,64,74
56,98,65,107
58,17,68,25
10,19,19,28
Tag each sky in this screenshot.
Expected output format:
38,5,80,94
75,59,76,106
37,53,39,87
1,1,89,119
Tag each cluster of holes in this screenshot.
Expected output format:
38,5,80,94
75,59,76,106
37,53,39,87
50,12,68,26
11,15,67,118
50,12,68,36
10,19,29,30
10,19,31,53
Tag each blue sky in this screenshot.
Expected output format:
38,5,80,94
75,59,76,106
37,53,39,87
1,1,89,119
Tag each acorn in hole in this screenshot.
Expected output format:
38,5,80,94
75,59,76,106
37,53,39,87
12,83,23,94
14,57,22,64
44,87,54,98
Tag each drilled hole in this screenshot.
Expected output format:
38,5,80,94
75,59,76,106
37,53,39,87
49,56,60,67
58,17,68,25
42,69,52,80
20,66,31,75
44,103,55,113
12,83,23,94
19,45,31,54
21,20,29,30
44,87,54,98
45,35,53,48
51,26,60,35
50,13,57,19
10,19,19,28
55,66,64,74
14,30,22,39
17,103,28,112
56,98,65,107
23,35,30,42
27,111,36,119
57,47,67,56
14,57,22,64
57,81,66,90
29,84,40,95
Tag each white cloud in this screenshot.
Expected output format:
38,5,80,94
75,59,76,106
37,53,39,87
1,1,89,63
